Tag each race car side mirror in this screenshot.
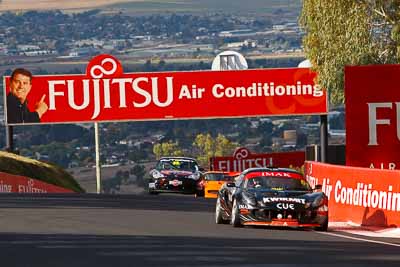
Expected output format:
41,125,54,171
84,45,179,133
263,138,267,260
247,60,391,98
226,182,236,188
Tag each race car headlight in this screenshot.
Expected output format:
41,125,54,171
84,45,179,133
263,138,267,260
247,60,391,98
152,171,165,179
242,193,257,207
312,196,324,208
188,173,200,180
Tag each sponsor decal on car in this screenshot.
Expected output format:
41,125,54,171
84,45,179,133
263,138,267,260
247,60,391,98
263,197,306,204
245,171,304,180
169,180,183,186
276,203,295,210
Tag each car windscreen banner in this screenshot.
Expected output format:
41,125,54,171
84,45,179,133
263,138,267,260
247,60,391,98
345,64,400,170
3,54,328,125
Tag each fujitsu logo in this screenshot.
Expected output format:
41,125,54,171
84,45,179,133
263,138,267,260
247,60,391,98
47,55,174,119
368,102,400,145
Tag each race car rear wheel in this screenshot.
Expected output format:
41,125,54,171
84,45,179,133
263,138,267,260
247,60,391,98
215,196,228,224
196,189,205,197
231,199,243,227
148,189,159,195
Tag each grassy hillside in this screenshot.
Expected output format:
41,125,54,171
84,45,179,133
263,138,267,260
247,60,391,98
0,0,136,12
0,151,85,193
107,0,302,16
0,0,301,14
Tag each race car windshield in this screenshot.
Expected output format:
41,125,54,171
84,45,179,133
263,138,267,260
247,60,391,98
159,160,198,172
245,176,311,191
206,173,232,181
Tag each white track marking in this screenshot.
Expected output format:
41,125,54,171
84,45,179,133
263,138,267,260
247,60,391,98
318,231,400,247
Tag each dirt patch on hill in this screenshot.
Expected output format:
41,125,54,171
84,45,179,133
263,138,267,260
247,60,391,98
0,0,138,12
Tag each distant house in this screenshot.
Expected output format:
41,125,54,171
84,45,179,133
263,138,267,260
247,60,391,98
0,46,7,55
218,29,256,38
129,35,152,41
74,39,104,47
68,47,97,57
17,44,40,51
6,48,18,55
22,50,56,56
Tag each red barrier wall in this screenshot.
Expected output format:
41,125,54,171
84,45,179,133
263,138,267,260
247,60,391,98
0,172,74,193
304,161,400,227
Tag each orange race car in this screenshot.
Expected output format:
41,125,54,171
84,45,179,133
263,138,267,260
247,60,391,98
198,171,240,198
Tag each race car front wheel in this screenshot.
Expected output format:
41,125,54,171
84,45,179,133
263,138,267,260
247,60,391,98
231,199,243,227
215,196,228,224
316,218,328,232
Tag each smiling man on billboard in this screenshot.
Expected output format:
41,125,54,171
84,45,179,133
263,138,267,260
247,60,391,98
6,68,48,124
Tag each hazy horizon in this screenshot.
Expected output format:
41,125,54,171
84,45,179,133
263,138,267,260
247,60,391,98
0,0,302,16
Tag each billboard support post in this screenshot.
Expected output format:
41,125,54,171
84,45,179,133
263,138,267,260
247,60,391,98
320,114,328,163
5,126,14,152
94,122,101,194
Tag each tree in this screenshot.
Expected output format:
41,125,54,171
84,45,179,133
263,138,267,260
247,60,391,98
215,134,237,157
153,141,184,159
300,0,400,104
361,0,400,60
193,133,237,167
131,165,146,187
55,39,68,54
127,147,148,162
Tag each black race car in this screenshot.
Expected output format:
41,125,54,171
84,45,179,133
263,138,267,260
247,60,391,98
215,167,328,231
148,157,202,194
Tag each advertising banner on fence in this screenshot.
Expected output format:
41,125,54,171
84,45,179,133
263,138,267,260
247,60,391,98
0,172,74,193
305,161,400,227
3,54,328,125
345,64,400,170
210,147,305,172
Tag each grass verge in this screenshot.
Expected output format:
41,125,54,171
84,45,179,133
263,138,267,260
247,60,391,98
0,151,85,193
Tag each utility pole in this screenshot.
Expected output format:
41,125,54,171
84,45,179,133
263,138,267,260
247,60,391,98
95,122,102,194
5,125,14,152
320,114,328,163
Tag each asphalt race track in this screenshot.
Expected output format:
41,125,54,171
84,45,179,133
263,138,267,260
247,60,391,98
0,193,399,267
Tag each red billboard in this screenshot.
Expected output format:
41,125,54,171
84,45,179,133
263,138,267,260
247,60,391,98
0,171,74,193
4,54,327,125
345,64,400,170
305,161,400,227
210,147,305,172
